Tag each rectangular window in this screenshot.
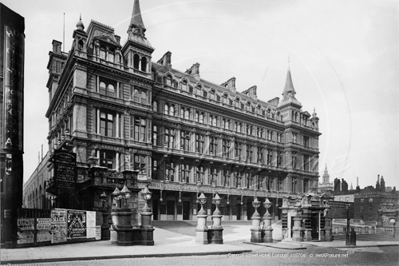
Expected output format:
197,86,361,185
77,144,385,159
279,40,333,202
152,125,158,145
166,162,174,182
165,128,175,148
267,149,273,165
100,111,114,137
257,147,263,163
277,151,282,167
304,136,310,147
222,140,230,159
246,145,253,162
180,164,190,183
209,137,218,155
277,133,282,143
152,159,158,180
181,131,190,151
304,179,309,193
196,134,204,153
196,166,204,184
292,133,298,143
134,154,146,174
303,155,310,171
100,150,115,169
235,142,242,160
131,116,146,142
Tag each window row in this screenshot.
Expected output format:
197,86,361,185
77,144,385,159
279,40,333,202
157,101,283,141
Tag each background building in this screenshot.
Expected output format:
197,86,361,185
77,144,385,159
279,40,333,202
318,165,333,193
24,0,321,222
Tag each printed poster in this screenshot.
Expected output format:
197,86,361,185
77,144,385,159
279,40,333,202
86,211,96,239
51,209,67,243
67,210,86,239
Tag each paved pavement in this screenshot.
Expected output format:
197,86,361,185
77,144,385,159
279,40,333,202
1,222,398,265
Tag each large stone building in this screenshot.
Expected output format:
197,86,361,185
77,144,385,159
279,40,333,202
25,0,321,222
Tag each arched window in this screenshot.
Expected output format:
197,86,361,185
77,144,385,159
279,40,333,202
141,57,147,72
185,109,190,120
134,89,140,102
108,84,115,97
141,91,147,104
164,104,169,115
99,82,106,95
133,54,140,69
153,101,158,112
170,105,175,116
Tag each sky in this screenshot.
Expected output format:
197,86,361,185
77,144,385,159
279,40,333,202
3,0,398,190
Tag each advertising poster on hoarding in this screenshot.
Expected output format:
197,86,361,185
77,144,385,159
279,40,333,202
51,209,67,243
17,231,34,244
37,218,52,242
67,210,86,239
86,211,96,239
17,218,35,231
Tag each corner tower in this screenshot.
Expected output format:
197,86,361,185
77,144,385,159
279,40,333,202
122,0,154,78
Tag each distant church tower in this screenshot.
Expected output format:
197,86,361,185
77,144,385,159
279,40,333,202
318,165,333,193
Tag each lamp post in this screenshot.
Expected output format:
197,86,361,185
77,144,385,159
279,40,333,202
100,191,110,240
345,202,350,246
262,198,273,243
140,184,154,245
211,192,223,244
196,192,209,244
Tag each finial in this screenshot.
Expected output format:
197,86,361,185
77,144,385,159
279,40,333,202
312,108,317,117
76,14,84,31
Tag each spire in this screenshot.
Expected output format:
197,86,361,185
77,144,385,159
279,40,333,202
283,58,296,96
129,0,146,34
278,61,301,108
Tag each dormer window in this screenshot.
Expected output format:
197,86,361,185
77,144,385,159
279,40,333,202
181,80,188,91
196,86,202,96
210,89,215,100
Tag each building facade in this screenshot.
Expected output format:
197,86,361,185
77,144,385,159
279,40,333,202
26,0,321,221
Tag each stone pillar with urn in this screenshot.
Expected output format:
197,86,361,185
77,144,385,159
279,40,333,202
262,198,274,243
250,197,262,243
210,192,223,244
196,192,209,244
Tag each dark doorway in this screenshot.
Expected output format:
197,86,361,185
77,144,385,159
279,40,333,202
183,201,190,220
311,213,319,240
153,199,159,220
236,204,242,220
